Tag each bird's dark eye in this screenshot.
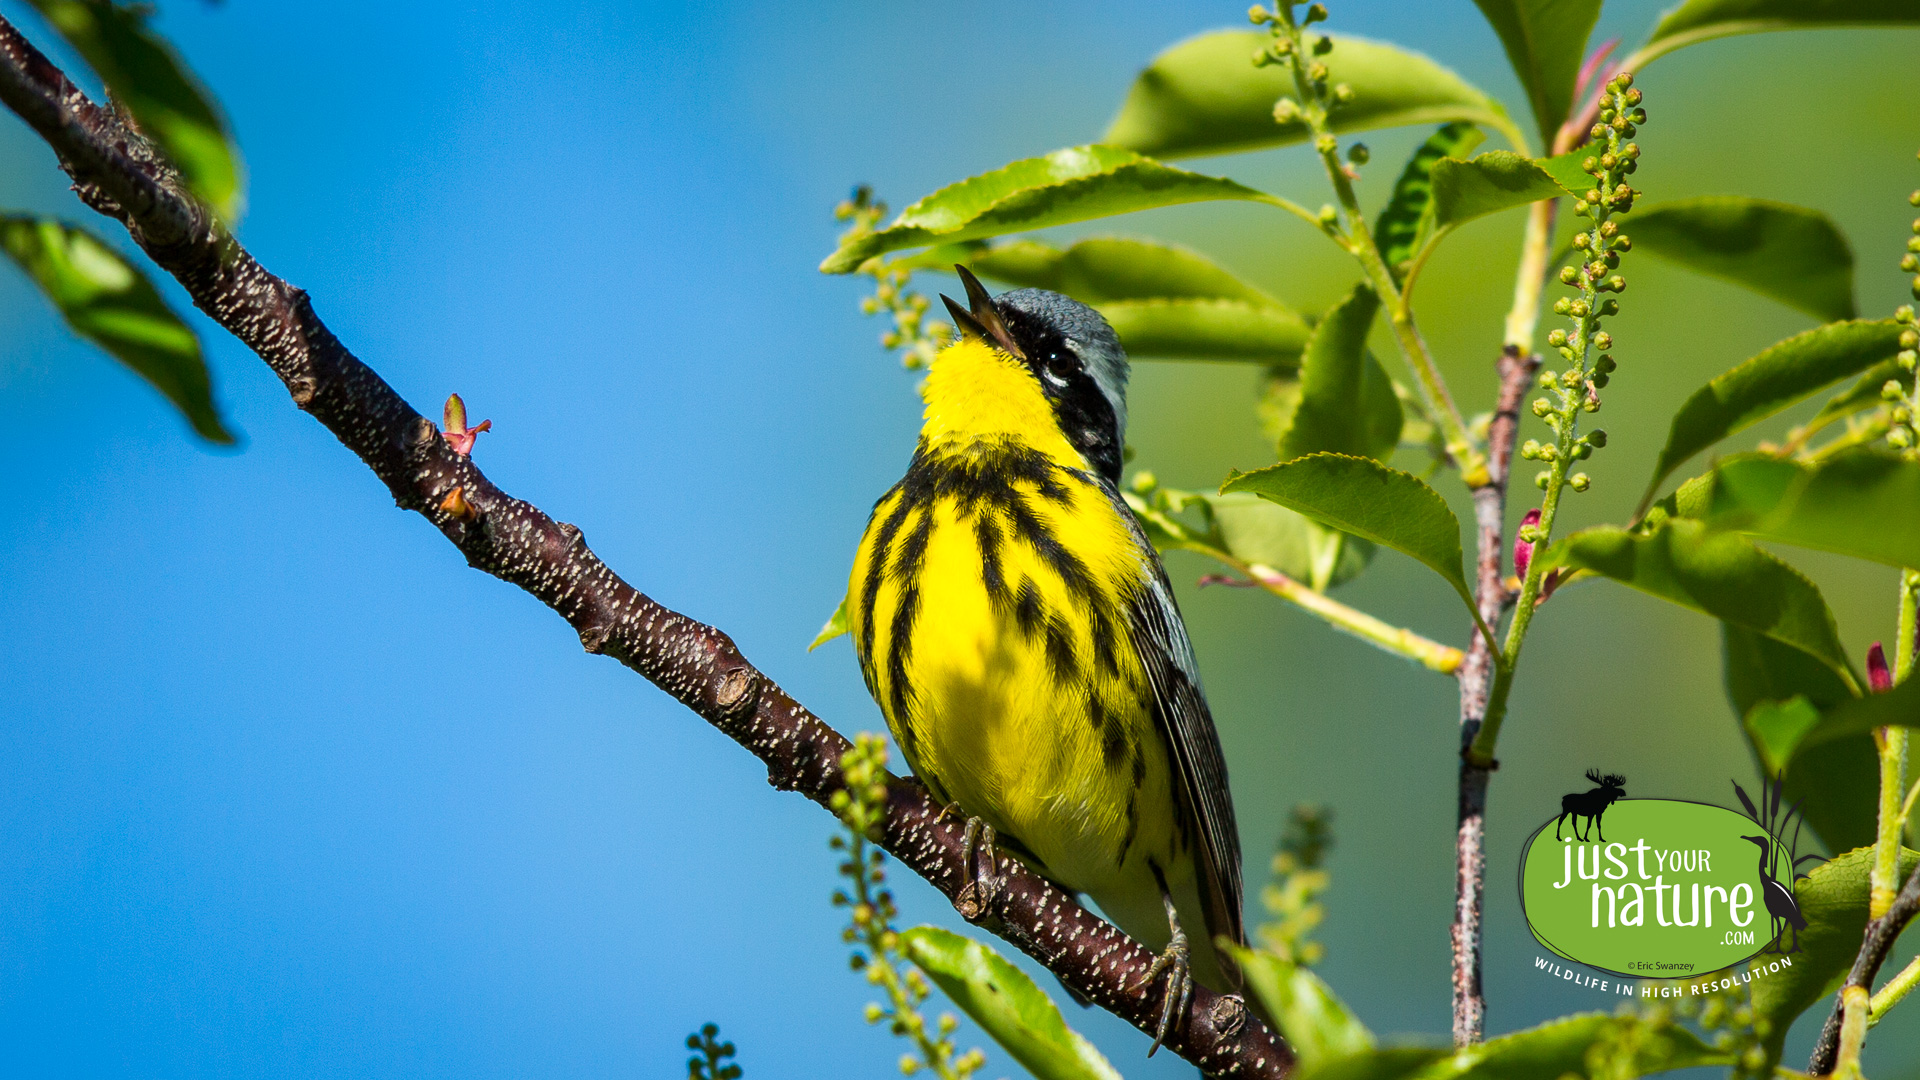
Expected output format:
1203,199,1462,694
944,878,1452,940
1043,352,1074,379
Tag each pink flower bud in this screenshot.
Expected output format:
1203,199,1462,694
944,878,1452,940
442,393,491,456
1514,509,1542,580
1868,642,1893,693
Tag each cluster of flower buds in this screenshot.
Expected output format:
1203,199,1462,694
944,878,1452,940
1526,72,1644,496
1882,153,1920,449
1251,4,1357,141
685,1024,743,1080
829,733,896,966
1678,980,1772,1079
1249,3,1331,36
1259,803,1335,966
1519,425,1605,492
828,734,981,1079
1885,304,1919,448
1906,155,1920,300
835,188,950,370
1248,3,1322,61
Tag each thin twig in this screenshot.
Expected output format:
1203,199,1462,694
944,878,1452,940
1450,344,1538,1046
1870,953,1920,1023
0,16,1291,1078
1198,560,1464,675
1265,9,1485,483
1809,857,1920,1074
1129,492,1464,674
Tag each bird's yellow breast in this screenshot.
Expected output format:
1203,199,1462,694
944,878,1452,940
916,338,1082,460
845,339,1178,893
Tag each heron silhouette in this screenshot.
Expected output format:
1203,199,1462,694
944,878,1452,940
1742,834,1807,953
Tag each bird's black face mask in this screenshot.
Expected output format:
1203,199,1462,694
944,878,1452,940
941,266,1131,486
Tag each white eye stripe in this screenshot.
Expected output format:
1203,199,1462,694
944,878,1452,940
1041,369,1069,388
1065,339,1129,439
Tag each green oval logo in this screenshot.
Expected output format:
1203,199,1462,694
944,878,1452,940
1520,797,1799,978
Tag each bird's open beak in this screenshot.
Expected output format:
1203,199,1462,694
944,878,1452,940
941,265,1025,359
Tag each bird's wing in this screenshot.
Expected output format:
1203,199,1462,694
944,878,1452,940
1107,485,1246,955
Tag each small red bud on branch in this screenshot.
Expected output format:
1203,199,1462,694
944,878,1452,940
442,393,491,456
1868,642,1893,693
1513,508,1541,580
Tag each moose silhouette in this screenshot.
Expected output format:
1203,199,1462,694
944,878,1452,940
1555,769,1626,842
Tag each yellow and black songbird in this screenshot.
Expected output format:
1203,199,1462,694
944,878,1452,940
844,267,1244,1045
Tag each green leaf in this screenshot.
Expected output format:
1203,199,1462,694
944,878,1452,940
1300,1048,1448,1080
923,242,1308,362
1428,152,1569,232
820,145,1280,273
1552,518,1854,687
1721,624,1878,854
1447,1012,1728,1080
1375,123,1487,280
964,236,1279,305
1722,621,1852,714
957,238,1307,363
1232,948,1373,1074
1261,365,1305,446
1124,487,1373,592
1793,673,1920,753
1278,284,1402,462
1535,146,1596,195
1696,451,1920,570
1124,489,1202,555
1628,197,1855,322
1645,0,1920,63
1640,319,1903,506
808,597,848,651
1098,298,1312,365
28,0,243,222
1775,737,1881,853
899,926,1123,1080
1812,357,1906,424
0,214,231,443
1738,677,1920,786
1752,845,1920,1066
1222,453,1474,612
1296,1013,1729,1080
1743,696,1823,774
1205,492,1375,592
1103,30,1507,161
1469,0,1602,148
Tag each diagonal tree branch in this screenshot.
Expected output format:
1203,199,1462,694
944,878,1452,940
1809,857,1920,1075
0,15,1288,1078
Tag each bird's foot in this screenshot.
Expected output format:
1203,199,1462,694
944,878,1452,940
953,814,1004,921
1133,917,1193,1056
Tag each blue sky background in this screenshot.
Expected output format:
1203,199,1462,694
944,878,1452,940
2,2,1918,1077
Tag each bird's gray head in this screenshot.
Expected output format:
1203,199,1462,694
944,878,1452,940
941,266,1130,485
